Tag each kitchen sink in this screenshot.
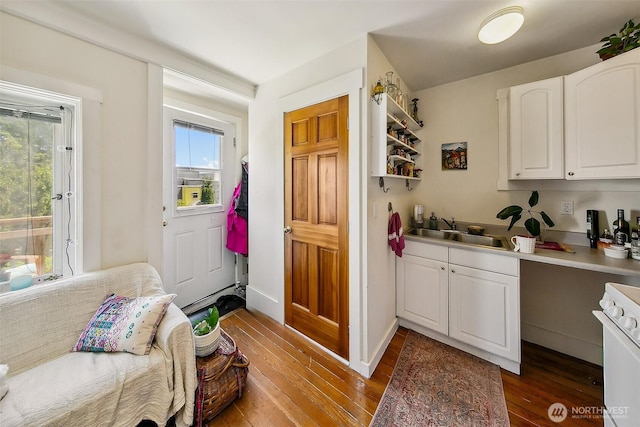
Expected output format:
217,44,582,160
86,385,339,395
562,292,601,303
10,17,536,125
409,228,509,249
412,228,454,239
453,233,505,247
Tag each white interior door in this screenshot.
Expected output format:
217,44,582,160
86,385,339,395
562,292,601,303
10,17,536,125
162,103,236,308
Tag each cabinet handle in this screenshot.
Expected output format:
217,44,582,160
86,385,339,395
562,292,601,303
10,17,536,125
568,172,575,176
515,172,520,176
441,266,445,270
451,269,455,273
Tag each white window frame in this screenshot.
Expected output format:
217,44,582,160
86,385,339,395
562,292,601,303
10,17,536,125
0,81,83,278
163,104,233,218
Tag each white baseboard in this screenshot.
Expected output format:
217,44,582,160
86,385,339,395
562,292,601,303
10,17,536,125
521,322,603,366
360,318,399,379
398,318,521,375
245,285,283,323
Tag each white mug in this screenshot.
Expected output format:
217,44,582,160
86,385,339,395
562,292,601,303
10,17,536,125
511,235,536,253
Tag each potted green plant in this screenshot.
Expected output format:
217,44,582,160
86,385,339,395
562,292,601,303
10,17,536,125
496,191,555,236
597,19,640,60
496,191,555,253
193,306,220,357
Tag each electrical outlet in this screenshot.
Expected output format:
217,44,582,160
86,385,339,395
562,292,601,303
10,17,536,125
561,201,574,215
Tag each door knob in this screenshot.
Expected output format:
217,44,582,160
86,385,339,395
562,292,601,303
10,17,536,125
284,226,292,234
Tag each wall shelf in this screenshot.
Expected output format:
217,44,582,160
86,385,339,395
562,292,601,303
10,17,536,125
372,93,422,179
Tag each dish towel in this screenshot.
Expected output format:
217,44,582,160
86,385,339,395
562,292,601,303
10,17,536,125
388,212,405,257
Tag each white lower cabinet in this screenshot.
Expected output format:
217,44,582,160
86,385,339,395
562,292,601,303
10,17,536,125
396,241,448,335
397,242,521,373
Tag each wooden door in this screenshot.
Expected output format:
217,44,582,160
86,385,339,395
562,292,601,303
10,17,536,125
284,95,349,358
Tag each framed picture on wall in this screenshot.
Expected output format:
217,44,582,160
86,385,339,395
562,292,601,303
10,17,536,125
441,142,467,170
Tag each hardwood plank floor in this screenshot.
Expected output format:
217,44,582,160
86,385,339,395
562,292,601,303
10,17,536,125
206,309,603,427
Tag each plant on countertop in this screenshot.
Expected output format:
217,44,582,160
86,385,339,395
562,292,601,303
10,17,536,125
496,191,555,238
597,18,640,60
192,306,219,336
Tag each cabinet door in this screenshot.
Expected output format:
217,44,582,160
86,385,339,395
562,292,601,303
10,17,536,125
565,49,640,179
449,264,520,362
396,254,448,335
509,77,564,179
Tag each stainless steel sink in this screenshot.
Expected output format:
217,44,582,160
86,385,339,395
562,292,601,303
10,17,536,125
452,233,505,248
409,228,509,249
412,228,455,239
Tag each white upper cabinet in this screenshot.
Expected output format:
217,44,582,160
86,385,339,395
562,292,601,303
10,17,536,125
500,48,640,181
509,77,564,179
565,49,640,179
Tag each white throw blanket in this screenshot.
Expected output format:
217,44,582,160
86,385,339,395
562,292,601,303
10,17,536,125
0,263,196,427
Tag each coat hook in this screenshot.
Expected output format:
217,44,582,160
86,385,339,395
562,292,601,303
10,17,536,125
388,202,393,212
406,179,414,191
379,177,389,193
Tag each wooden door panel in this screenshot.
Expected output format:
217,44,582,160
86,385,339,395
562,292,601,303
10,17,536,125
317,112,338,142
318,247,338,322
291,241,309,308
292,120,309,146
290,305,339,352
317,154,337,225
292,157,309,222
284,95,348,358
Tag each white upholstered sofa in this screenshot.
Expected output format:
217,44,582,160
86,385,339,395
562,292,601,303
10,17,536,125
0,263,196,427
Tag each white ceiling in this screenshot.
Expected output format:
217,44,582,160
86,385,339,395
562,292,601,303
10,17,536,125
4,1,640,92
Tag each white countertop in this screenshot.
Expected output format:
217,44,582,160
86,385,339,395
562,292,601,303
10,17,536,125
404,233,640,277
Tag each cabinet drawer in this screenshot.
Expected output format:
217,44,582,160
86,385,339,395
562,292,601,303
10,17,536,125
449,248,518,276
403,240,448,262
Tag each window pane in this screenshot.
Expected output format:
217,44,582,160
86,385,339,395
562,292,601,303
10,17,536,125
174,120,222,208
0,113,55,278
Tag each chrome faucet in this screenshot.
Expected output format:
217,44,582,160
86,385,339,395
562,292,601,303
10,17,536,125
441,217,456,230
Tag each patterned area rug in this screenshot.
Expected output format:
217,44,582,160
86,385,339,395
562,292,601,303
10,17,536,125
371,331,510,427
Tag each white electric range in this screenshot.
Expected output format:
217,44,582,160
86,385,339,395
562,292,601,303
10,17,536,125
594,282,640,427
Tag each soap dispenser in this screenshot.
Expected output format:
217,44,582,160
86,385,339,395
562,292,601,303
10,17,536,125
429,212,438,230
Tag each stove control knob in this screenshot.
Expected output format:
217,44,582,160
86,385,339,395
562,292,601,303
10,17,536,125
619,316,637,331
605,306,624,319
599,299,615,310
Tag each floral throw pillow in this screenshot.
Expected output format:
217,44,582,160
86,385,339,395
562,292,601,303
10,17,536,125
73,293,176,355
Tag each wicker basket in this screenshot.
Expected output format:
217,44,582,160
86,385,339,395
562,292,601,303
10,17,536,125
194,329,250,426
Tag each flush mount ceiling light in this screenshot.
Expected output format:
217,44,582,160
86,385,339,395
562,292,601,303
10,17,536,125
478,6,524,44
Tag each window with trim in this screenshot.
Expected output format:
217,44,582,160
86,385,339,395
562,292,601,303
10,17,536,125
174,120,222,209
0,81,80,284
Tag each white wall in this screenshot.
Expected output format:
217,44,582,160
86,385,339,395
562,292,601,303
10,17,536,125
364,37,416,366
247,36,376,375
1,12,148,271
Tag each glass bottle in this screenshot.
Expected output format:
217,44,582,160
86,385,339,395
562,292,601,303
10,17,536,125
384,71,398,100
612,209,630,246
631,217,640,260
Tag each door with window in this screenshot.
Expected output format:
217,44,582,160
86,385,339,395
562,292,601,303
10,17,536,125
163,105,236,308
284,95,349,358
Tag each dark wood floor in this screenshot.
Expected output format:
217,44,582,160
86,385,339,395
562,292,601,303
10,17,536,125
207,309,603,426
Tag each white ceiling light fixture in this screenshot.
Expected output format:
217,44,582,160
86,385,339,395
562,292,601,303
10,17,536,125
478,6,525,44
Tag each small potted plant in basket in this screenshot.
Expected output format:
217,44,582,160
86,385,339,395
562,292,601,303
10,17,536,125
496,191,555,253
193,306,220,357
